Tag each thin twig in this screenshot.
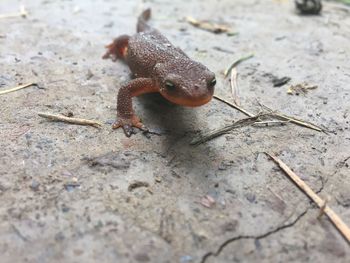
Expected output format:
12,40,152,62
266,153,350,244
258,102,325,132
0,83,37,95
213,95,254,117
230,67,240,105
190,114,264,145
38,112,102,128
224,54,254,77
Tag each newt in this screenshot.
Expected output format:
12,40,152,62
103,9,216,137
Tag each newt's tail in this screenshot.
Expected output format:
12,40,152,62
137,8,151,33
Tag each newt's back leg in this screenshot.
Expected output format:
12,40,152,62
102,35,130,62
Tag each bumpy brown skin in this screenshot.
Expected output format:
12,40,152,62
103,9,216,137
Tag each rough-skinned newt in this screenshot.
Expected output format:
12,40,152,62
103,9,216,137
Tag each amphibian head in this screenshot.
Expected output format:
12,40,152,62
154,59,216,107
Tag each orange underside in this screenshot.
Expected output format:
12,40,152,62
162,93,213,107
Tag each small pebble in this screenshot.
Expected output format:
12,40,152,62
30,180,40,191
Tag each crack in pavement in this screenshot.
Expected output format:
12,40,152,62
200,209,309,263
201,172,329,263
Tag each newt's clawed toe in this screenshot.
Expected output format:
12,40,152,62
102,43,117,61
112,115,147,137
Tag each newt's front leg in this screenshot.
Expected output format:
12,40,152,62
113,78,158,137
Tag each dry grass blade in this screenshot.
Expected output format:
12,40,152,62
213,97,324,132
230,67,240,105
38,112,102,128
266,153,350,244
0,83,37,95
287,83,318,95
214,95,254,117
276,113,324,132
190,114,263,145
186,16,232,34
253,120,289,127
224,54,254,77
258,102,325,132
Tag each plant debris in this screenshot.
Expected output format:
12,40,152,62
272,76,291,87
190,114,265,145
0,83,37,95
287,83,318,95
257,102,325,132
185,16,233,34
253,120,289,127
128,181,150,192
213,95,254,117
224,54,254,77
212,46,235,54
230,68,240,105
191,100,325,145
38,112,102,128
318,195,331,219
0,5,28,19
266,152,350,244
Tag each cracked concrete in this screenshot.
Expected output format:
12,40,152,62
0,0,350,262
201,172,331,263
201,209,309,263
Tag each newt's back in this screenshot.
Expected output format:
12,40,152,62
126,10,188,77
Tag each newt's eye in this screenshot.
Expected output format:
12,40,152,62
165,81,176,90
209,77,216,87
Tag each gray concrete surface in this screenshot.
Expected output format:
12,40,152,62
0,0,349,262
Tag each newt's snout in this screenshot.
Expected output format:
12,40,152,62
160,80,215,107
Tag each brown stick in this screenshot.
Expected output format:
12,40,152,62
266,153,350,244
0,83,37,95
38,112,102,128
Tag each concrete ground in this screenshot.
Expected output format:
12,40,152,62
0,0,349,262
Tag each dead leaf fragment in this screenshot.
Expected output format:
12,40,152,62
186,16,232,34
287,83,318,95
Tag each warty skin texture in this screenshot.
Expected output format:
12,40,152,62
103,9,216,137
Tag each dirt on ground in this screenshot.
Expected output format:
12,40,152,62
0,0,349,262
